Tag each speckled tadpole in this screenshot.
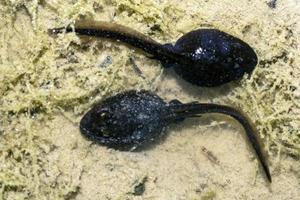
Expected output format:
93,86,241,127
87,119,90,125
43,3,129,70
49,20,258,87
80,90,271,182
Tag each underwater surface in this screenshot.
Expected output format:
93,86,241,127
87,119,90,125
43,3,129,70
0,0,300,199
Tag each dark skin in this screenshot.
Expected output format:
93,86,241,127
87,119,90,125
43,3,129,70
49,20,258,87
80,90,271,182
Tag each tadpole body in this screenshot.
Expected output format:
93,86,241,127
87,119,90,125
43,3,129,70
80,90,271,182
49,20,258,87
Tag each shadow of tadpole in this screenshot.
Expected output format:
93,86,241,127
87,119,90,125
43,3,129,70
163,68,242,100
95,129,170,153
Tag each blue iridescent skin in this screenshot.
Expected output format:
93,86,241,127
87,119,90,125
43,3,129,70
49,20,258,87
80,90,271,182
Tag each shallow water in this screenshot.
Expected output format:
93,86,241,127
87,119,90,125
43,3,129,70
0,0,300,199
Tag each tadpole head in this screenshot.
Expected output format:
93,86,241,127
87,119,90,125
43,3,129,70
79,90,169,150
80,106,114,140
172,29,258,87
218,33,258,76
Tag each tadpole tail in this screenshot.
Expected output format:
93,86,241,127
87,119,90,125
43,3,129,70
170,103,272,182
48,20,178,63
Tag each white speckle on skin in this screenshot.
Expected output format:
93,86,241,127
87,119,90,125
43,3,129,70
195,47,203,55
137,113,149,120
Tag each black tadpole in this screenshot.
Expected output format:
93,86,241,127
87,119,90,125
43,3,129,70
49,20,258,87
267,0,277,9
79,90,271,182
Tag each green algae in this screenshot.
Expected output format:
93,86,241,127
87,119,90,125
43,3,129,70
0,0,299,199
201,190,216,200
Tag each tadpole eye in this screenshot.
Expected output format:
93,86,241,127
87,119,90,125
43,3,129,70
94,108,111,119
89,109,112,136
99,111,109,119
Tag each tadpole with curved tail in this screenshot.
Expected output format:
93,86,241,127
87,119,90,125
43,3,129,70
49,20,258,87
80,90,271,182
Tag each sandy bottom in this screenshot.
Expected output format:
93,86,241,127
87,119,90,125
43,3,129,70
1,0,300,199
46,75,300,200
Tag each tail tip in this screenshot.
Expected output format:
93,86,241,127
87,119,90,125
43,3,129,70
48,27,64,36
262,164,272,183
266,170,272,183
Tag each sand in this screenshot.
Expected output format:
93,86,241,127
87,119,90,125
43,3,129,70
0,0,299,199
